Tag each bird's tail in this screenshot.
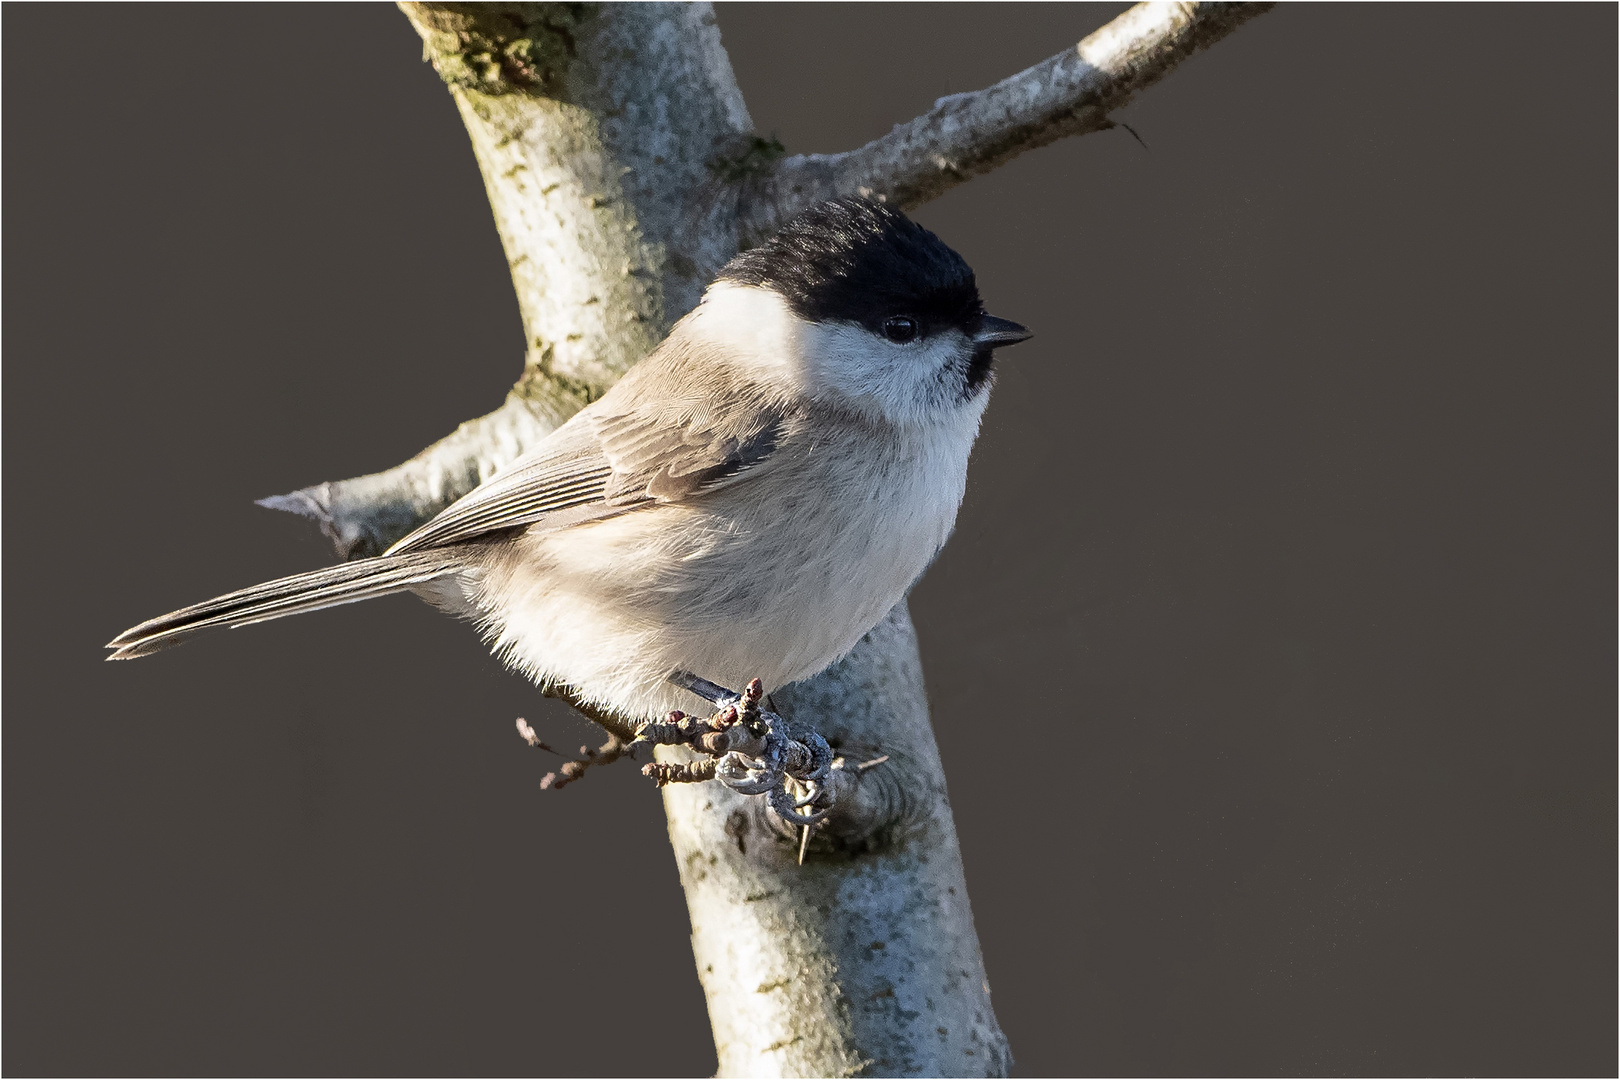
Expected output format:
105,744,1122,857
106,550,467,660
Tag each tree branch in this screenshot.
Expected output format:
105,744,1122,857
257,391,569,558
246,6,1274,1070
261,2,1270,561
744,1,1272,231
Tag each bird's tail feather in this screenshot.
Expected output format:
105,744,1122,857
106,551,466,660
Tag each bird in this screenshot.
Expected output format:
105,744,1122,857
107,197,1032,723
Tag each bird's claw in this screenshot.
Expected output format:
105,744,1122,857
640,674,841,831
769,784,832,827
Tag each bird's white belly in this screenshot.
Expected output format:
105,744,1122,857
476,424,975,720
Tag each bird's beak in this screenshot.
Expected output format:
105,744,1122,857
972,315,1033,348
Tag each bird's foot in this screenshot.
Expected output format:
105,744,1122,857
636,673,836,828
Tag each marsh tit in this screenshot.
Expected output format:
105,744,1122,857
108,198,1032,720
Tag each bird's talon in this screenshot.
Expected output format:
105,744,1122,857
769,785,832,827
656,674,847,836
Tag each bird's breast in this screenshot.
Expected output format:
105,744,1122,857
480,414,980,717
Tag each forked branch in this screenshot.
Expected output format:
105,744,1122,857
521,674,858,834
260,2,1272,562
744,1,1274,229
230,5,1272,1072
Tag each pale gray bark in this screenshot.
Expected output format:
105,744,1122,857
262,4,1270,1074
746,1,1272,228
276,1,1270,562
666,607,1008,1077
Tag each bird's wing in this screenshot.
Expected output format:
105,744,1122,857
594,392,781,505
385,379,784,556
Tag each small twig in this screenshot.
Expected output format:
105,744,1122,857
539,734,635,791
751,1,1271,227
538,682,640,742
514,717,560,754
643,758,720,787
1116,121,1150,152
515,716,635,790
522,673,873,843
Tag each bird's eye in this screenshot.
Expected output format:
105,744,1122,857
882,316,919,343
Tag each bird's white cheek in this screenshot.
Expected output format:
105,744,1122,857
796,324,967,424
686,282,980,423
684,282,819,398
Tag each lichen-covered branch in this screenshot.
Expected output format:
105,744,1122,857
265,2,756,557
742,1,1272,232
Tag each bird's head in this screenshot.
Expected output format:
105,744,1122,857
693,197,1032,426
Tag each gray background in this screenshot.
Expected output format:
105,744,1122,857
6,4,1614,1075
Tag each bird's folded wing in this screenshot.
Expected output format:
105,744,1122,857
385,392,784,556
595,397,781,504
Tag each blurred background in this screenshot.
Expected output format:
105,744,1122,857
6,4,1613,1075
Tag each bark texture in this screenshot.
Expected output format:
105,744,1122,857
273,1,1270,563
665,607,1007,1077
261,3,1270,1073
747,1,1271,228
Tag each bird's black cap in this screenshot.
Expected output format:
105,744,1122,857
718,197,983,335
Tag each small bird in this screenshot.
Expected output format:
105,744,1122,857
108,198,1032,722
